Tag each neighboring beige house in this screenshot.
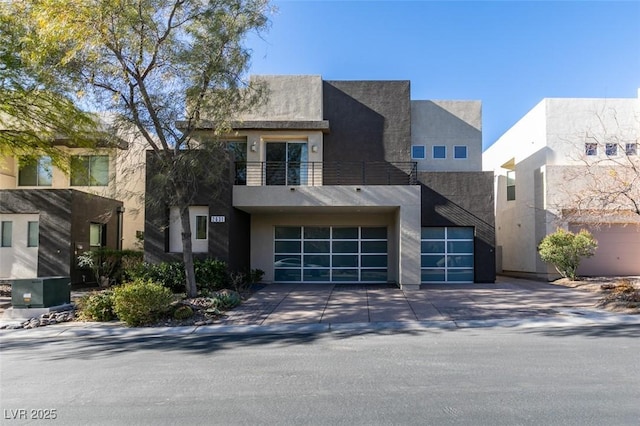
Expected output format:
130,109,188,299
483,91,640,279
0,121,146,280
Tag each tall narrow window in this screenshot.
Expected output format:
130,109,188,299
195,215,208,240
27,221,39,247
71,155,109,186
1,221,13,247
89,223,105,250
18,156,53,186
506,171,516,201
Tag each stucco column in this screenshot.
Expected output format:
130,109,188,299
397,198,422,290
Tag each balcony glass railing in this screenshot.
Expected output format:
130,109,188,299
234,161,418,186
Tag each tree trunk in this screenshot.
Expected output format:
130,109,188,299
179,205,198,298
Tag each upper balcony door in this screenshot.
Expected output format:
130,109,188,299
266,142,308,185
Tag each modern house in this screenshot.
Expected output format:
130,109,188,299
483,91,640,279
145,75,496,288
0,125,147,283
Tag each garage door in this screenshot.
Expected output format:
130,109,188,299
421,227,474,283
571,224,640,276
274,226,387,283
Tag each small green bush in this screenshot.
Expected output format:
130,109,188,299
77,290,116,321
128,258,231,294
128,261,185,293
173,305,194,320
195,258,229,292
211,290,241,310
538,228,597,281
112,279,173,326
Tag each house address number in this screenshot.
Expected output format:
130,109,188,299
211,216,226,223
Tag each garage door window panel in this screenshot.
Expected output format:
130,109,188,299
274,225,387,283
421,227,474,283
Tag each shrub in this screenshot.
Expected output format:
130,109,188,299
128,258,231,294
211,289,241,310
77,290,116,321
78,249,143,286
173,305,194,320
128,261,185,293
195,258,229,292
538,228,597,281
112,279,173,326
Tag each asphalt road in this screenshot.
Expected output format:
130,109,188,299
1,325,639,425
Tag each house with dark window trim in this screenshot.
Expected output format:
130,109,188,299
145,75,496,288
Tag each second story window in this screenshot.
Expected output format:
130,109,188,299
506,171,516,201
18,156,52,186
454,146,468,159
433,146,446,159
71,155,109,186
411,145,426,160
585,143,598,156
626,143,637,156
605,143,618,156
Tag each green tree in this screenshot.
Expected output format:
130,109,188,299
0,6,101,170
538,228,598,281
11,0,272,297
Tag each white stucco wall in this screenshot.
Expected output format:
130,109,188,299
484,93,640,278
0,213,39,279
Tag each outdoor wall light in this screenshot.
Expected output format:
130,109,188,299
250,141,257,152
355,187,361,192
290,187,295,191
311,144,318,153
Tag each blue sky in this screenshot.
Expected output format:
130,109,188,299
246,1,640,150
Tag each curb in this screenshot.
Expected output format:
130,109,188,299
2,312,639,341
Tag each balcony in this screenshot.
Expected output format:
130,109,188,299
235,161,418,186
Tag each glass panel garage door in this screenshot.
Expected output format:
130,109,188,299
274,226,387,283
421,227,474,283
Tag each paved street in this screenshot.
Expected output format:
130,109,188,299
2,325,640,425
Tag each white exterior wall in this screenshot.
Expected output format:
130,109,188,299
483,100,550,276
484,94,640,278
0,213,39,279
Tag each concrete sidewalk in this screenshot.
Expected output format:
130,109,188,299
2,276,639,339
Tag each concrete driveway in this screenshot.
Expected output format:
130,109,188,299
222,276,604,327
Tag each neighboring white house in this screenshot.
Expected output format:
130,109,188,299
483,91,640,279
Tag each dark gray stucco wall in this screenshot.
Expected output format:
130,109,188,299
322,81,411,163
418,172,496,282
0,189,122,283
144,152,251,272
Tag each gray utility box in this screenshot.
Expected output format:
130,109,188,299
11,277,71,308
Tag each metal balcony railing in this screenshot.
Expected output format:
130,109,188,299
234,161,418,186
